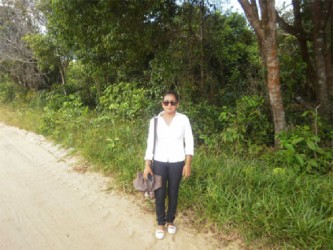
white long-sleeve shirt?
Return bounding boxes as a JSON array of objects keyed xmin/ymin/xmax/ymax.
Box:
[{"xmin": 144, "ymin": 112, "xmax": 194, "ymax": 163}]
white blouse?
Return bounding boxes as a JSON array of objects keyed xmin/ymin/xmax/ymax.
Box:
[{"xmin": 144, "ymin": 112, "xmax": 194, "ymax": 163}]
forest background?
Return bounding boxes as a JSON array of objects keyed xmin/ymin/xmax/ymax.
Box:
[{"xmin": 0, "ymin": 0, "xmax": 332, "ymax": 248}]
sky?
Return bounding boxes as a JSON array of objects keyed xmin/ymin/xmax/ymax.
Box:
[{"xmin": 222, "ymin": 0, "xmax": 292, "ymax": 13}]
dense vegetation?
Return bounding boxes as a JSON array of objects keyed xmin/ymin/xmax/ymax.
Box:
[{"xmin": 0, "ymin": 0, "xmax": 332, "ymax": 249}]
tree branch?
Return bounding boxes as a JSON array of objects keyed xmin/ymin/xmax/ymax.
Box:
[
  {"xmin": 238, "ymin": 0, "xmax": 264, "ymax": 40},
  {"xmin": 276, "ymin": 12, "xmax": 302, "ymax": 38}
]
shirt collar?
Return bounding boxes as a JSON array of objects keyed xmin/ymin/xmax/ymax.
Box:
[{"xmin": 158, "ymin": 111, "xmax": 179, "ymax": 117}]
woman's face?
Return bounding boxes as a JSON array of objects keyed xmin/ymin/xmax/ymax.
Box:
[{"xmin": 161, "ymin": 94, "xmax": 178, "ymax": 115}]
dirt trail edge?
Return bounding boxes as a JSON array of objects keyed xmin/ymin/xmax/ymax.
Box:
[{"xmin": 0, "ymin": 122, "xmax": 241, "ymax": 250}]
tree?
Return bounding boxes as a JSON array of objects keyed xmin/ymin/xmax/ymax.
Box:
[
  {"xmin": 276, "ymin": 0, "xmax": 333, "ymax": 120},
  {"xmin": 43, "ymin": 0, "xmax": 178, "ymax": 85},
  {"xmin": 149, "ymin": 2, "xmax": 260, "ymax": 106},
  {"xmin": 0, "ymin": 0, "xmax": 45, "ymax": 88},
  {"xmin": 24, "ymin": 33, "xmax": 70, "ymax": 86},
  {"xmin": 238, "ymin": 0, "xmax": 286, "ymax": 146}
]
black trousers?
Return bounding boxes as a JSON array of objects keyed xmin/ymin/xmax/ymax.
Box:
[{"xmin": 153, "ymin": 161, "xmax": 184, "ymax": 226}]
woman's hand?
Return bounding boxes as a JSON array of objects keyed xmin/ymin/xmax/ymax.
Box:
[
  {"xmin": 143, "ymin": 162, "xmax": 154, "ymax": 180},
  {"xmin": 183, "ymin": 155, "xmax": 192, "ymax": 179},
  {"xmin": 182, "ymin": 164, "xmax": 191, "ymax": 179}
]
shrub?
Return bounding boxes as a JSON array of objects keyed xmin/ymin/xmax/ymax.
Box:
[
  {"xmin": 272, "ymin": 125, "xmax": 333, "ymax": 174},
  {"xmin": 97, "ymin": 82, "xmax": 157, "ymax": 120},
  {"xmin": 41, "ymin": 93, "xmax": 88, "ymax": 145},
  {"xmin": 182, "ymin": 101, "xmax": 222, "ymax": 147},
  {"xmin": 263, "ymin": 109, "xmax": 333, "ymax": 174},
  {"xmin": 0, "ymin": 81, "xmax": 16, "ymax": 103},
  {"xmin": 218, "ymin": 95, "xmax": 272, "ymax": 154}
]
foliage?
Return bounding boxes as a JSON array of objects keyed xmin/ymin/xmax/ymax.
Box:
[
  {"xmin": 182, "ymin": 101, "xmax": 222, "ymax": 146},
  {"xmin": 43, "ymin": 0, "xmax": 177, "ymax": 83},
  {"xmin": 37, "ymin": 0, "xmax": 263, "ymax": 107},
  {"xmin": 278, "ymin": 35, "xmax": 308, "ymax": 103},
  {"xmin": 269, "ymin": 125, "xmax": 333, "ymax": 174},
  {"xmin": 97, "ymin": 82, "xmax": 158, "ymax": 121},
  {"xmin": 0, "ymin": 81, "xmax": 43, "ymax": 108},
  {"xmin": 218, "ymin": 95, "xmax": 273, "ymax": 154},
  {"xmin": 23, "ymin": 33, "xmax": 70, "ymax": 86},
  {"xmin": 276, "ymin": 0, "xmax": 333, "ymax": 117},
  {"xmin": 41, "ymin": 93, "xmax": 88, "ymax": 146},
  {"xmin": 148, "ymin": 9, "xmax": 261, "ymax": 105},
  {"xmin": 0, "ymin": 81, "xmax": 17, "ymax": 103},
  {"xmin": 65, "ymin": 61, "xmax": 100, "ymax": 107}
]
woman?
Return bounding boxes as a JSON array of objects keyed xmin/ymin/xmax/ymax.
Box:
[{"xmin": 143, "ymin": 91, "xmax": 194, "ymax": 240}]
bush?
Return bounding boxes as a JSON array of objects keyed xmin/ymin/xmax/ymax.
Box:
[
  {"xmin": 182, "ymin": 101, "xmax": 223, "ymax": 147},
  {"xmin": 41, "ymin": 93, "xmax": 88, "ymax": 145},
  {"xmin": 262, "ymin": 109, "xmax": 333, "ymax": 174},
  {"xmin": 218, "ymin": 95, "xmax": 273, "ymax": 154},
  {"xmin": 97, "ymin": 82, "xmax": 158, "ymax": 120},
  {"xmin": 0, "ymin": 82, "xmax": 16, "ymax": 103},
  {"xmin": 272, "ymin": 125, "xmax": 333, "ymax": 174}
]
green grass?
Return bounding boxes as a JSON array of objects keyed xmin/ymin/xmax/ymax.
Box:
[
  {"xmin": 179, "ymin": 152, "xmax": 333, "ymax": 248},
  {"xmin": 0, "ymin": 105, "xmax": 43, "ymax": 132},
  {"xmin": 0, "ymin": 102, "xmax": 332, "ymax": 249}
]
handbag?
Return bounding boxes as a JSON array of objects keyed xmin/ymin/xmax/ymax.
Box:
[
  {"xmin": 133, "ymin": 172, "xmax": 162, "ymax": 192},
  {"xmin": 133, "ymin": 117, "xmax": 160, "ymax": 196}
]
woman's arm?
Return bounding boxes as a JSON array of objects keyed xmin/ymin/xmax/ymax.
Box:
[
  {"xmin": 183, "ymin": 154, "xmax": 192, "ymax": 178},
  {"xmin": 143, "ymin": 118, "xmax": 155, "ymax": 179},
  {"xmin": 143, "ymin": 160, "xmax": 154, "ymax": 179},
  {"xmin": 183, "ymin": 116, "xmax": 194, "ymax": 179}
]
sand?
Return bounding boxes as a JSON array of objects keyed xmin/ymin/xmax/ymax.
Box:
[{"xmin": 0, "ymin": 122, "xmax": 241, "ymax": 250}]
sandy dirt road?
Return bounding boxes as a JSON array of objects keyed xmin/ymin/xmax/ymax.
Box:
[{"xmin": 0, "ymin": 122, "xmax": 241, "ymax": 250}]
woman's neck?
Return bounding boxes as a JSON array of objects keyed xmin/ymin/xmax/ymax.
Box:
[
  {"xmin": 162, "ymin": 112, "xmax": 175, "ymax": 126},
  {"xmin": 163, "ymin": 112, "xmax": 176, "ymax": 118}
]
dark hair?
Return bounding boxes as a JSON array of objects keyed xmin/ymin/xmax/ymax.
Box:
[{"xmin": 163, "ymin": 90, "xmax": 179, "ymax": 102}]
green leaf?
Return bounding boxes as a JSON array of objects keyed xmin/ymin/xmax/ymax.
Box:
[
  {"xmin": 306, "ymin": 140, "xmax": 317, "ymax": 151},
  {"xmin": 291, "ymin": 137, "xmax": 304, "ymax": 144},
  {"xmin": 295, "ymin": 154, "xmax": 304, "ymax": 166},
  {"xmin": 307, "ymin": 159, "xmax": 318, "ymax": 167},
  {"xmin": 284, "ymin": 143, "xmax": 295, "ymax": 151},
  {"xmin": 273, "ymin": 167, "xmax": 285, "ymax": 175},
  {"xmin": 315, "ymin": 147, "xmax": 325, "ymax": 154}
]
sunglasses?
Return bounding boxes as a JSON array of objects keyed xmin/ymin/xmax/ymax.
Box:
[{"xmin": 162, "ymin": 101, "xmax": 178, "ymax": 106}]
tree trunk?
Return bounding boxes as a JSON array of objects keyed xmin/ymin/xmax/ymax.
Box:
[
  {"xmin": 292, "ymin": 0, "xmax": 317, "ymax": 99},
  {"xmin": 277, "ymin": 0, "xmax": 332, "ymax": 120},
  {"xmin": 312, "ymin": 0, "xmax": 330, "ymax": 115},
  {"xmin": 59, "ymin": 64, "xmax": 66, "ymax": 86},
  {"xmin": 329, "ymin": 2, "xmax": 333, "ymax": 98},
  {"xmin": 265, "ymin": 41, "xmax": 286, "ymax": 135},
  {"xmin": 313, "ymin": 32, "xmax": 329, "ymax": 114},
  {"xmin": 276, "ymin": 0, "xmax": 317, "ymax": 100},
  {"xmin": 299, "ymin": 35, "xmax": 317, "ymax": 99},
  {"xmin": 199, "ymin": 0, "xmax": 207, "ymax": 101},
  {"xmin": 238, "ymin": 0, "xmax": 286, "ymax": 146}
]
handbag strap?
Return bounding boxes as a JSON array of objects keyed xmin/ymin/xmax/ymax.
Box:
[{"xmin": 153, "ymin": 117, "xmax": 158, "ymax": 161}]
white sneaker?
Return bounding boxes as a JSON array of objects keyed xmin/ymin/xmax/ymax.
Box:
[
  {"xmin": 167, "ymin": 225, "xmax": 177, "ymax": 234},
  {"xmin": 155, "ymin": 229, "xmax": 165, "ymax": 239}
]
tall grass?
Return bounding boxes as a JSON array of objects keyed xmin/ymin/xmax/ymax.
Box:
[
  {"xmin": 0, "ymin": 105, "xmax": 43, "ymax": 132},
  {"xmin": 180, "ymin": 151, "xmax": 332, "ymax": 248},
  {"xmin": 0, "ymin": 96, "xmax": 332, "ymax": 249},
  {"xmin": 40, "ymin": 107, "xmax": 148, "ymax": 190}
]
